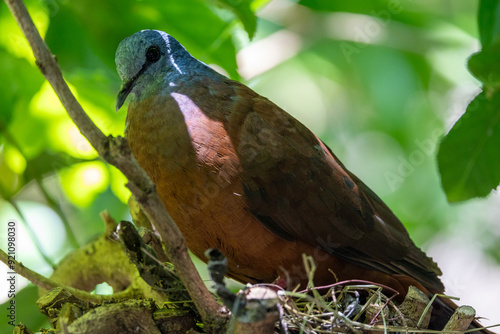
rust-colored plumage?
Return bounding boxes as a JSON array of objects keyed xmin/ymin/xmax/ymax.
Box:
[
  {"xmin": 115, "ymin": 30, "xmax": 489, "ymax": 332},
  {"xmin": 124, "ymin": 76, "xmax": 441, "ymax": 295}
]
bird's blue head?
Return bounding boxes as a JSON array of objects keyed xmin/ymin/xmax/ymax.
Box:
[{"xmin": 115, "ymin": 30, "xmax": 215, "ymax": 111}]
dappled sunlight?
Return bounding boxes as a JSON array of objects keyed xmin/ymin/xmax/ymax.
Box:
[
  {"xmin": 108, "ymin": 165, "xmax": 131, "ymax": 204},
  {"xmin": 0, "ymin": 1, "xmax": 48, "ymax": 63},
  {"xmin": 29, "ymin": 82, "xmax": 98, "ymax": 158},
  {"xmin": 66, "ymin": 126, "xmax": 95, "ymax": 158},
  {"xmin": 52, "ymin": 120, "xmax": 97, "ymax": 159},
  {"xmin": 59, "ymin": 161, "xmax": 108, "ymax": 207},
  {"xmin": 2, "ymin": 145, "xmax": 26, "ymax": 175},
  {"xmin": 29, "ymin": 81, "xmax": 67, "ymax": 118},
  {"xmin": 0, "ymin": 155, "xmax": 19, "ymax": 194}
]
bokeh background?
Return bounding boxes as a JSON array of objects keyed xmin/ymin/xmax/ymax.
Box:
[{"xmin": 0, "ymin": 0, "xmax": 499, "ymax": 332}]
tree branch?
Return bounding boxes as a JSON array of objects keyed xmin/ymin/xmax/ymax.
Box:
[
  {"xmin": 4, "ymin": 0, "xmax": 223, "ymax": 328},
  {"xmin": 0, "ymin": 249, "xmax": 132, "ymax": 304}
]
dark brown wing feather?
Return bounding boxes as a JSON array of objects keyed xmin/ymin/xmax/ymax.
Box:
[{"xmin": 234, "ymin": 88, "xmax": 444, "ymax": 292}]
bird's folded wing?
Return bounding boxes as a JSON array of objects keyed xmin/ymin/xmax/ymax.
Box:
[{"xmin": 233, "ymin": 87, "xmax": 443, "ymax": 292}]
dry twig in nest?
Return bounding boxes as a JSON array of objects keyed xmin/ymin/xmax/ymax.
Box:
[{"xmin": 274, "ymin": 255, "xmax": 493, "ymax": 334}]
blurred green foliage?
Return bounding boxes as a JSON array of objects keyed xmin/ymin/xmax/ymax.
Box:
[{"xmin": 1, "ymin": 0, "xmax": 499, "ymax": 331}]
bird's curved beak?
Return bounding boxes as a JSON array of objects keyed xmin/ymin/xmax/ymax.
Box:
[{"xmin": 115, "ymin": 80, "xmax": 135, "ymax": 112}]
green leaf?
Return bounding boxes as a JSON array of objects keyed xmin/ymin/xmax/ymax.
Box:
[
  {"xmin": 210, "ymin": 0, "xmax": 258, "ymax": 39},
  {"xmin": 298, "ymin": 0, "xmax": 395, "ymax": 14},
  {"xmin": 478, "ymin": 0, "xmax": 500, "ymax": 49},
  {"xmin": 467, "ymin": 44, "xmax": 500, "ymax": 89},
  {"xmin": 25, "ymin": 150, "xmax": 89, "ymax": 181},
  {"xmin": 437, "ymin": 91, "xmax": 500, "ymax": 202}
]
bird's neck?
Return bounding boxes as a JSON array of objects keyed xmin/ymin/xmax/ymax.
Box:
[{"xmin": 170, "ymin": 56, "xmax": 224, "ymax": 81}]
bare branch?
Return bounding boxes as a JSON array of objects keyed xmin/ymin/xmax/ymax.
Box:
[
  {"xmin": 3, "ymin": 0, "xmax": 107, "ymax": 151},
  {"xmin": 0, "ymin": 249, "xmax": 131, "ymax": 304}
]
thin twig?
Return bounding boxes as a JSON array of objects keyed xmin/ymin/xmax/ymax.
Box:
[
  {"xmin": 0, "ymin": 249, "xmax": 132, "ymax": 303},
  {"xmin": 8, "ymin": 200, "xmax": 55, "ymax": 266}
]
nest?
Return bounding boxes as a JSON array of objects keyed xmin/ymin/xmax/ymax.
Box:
[
  {"xmin": 272, "ymin": 255, "xmax": 486, "ymax": 334},
  {"xmin": 279, "ymin": 282, "xmax": 427, "ymax": 333}
]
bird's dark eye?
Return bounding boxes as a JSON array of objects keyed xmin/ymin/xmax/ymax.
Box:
[{"xmin": 145, "ymin": 46, "xmax": 161, "ymax": 62}]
